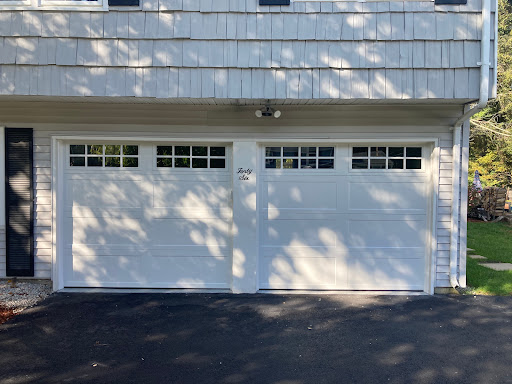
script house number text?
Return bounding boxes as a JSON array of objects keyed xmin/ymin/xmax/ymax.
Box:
[{"xmin": 238, "ymin": 168, "xmax": 252, "ymax": 181}]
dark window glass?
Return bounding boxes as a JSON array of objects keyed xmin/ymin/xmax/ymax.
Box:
[
  {"xmin": 388, "ymin": 147, "xmax": 404, "ymax": 157},
  {"xmin": 406, "ymin": 147, "xmax": 422, "ymax": 157},
  {"xmin": 87, "ymin": 157, "xmax": 102, "ymax": 167},
  {"xmin": 301, "ymin": 147, "xmax": 317, "ymax": 157},
  {"xmin": 70, "ymin": 157, "xmax": 85, "ymax": 166},
  {"xmin": 319, "ymin": 147, "xmax": 334, "ymax": 157},
  {"xmin": 157, "ymin": 146, "xmax": 173, "ymax": 156},
  {"xmin": 105, "ymin": 157, "xmax": 121, "ymax": 167},
  {"xmin": 388, "ymin": 159, "xmax": 404, "ymax": 169},
  {"xmin": 265, "ymin": 147, "xmax": 281, "ymax": 157},
  {"xmin": 210, "ymin": 159, "xmax": 226, "ymax": 168},
  {"xmin": 87, "ymin": 145, "xmax": 103, "ymax": 155},
  {"xmin": 370, "ymin": 147, "xmax": 386, "ymax": 157},
  {"xmin": 265, "ymin": 159, "xmax": 280, "ymax": 168},
  {"xmin": 70, "ymin": 145, "xmax": 85, "ymax": 155},
  {"xmin": 352, "ymin": 147, "xmax": 368, "ymax": 157},
  {"xmin": 406, "ymin": 159, "xmax": 422, "ymax": 169},
  {"xmin": 123, "ymin": 158, "xmax": 138, "ymax": 167},
  {"xmin": 318, "ymin": 159, "xmax": 334, "ymax": 169},
  {"xmin": 192, "ymin": 146, "xmax": 208, "ymax": 156},
  {"xmin": 283, "ymin": 147, "xmax": 299, "ymax": 157},
  {"xmin": 123, "ymin": 145, "xmax": 138, "ymax": 156},
  {"xmin": 192, "ymin": 158, "xmax": 208, "ymax": 168},
  {"xmin": 175, "ymin": 158, "xmax": 190, "ymax": 168},
  {"xmin": 370, "ymin": 159, "xmax": 386, "ymax": 169},
  {"xmin": 352, "ymin": 159, "xmax": 368, "ymax": 169},
  {"xmin": 105, "ymin": 145, "xmax": 121, "ymax": 155},
  {"xmin": 210, "ymin": 147, "xmax": 226, "ymax": 157},
  {"xmin": 157, "ymin": 158, "xmax": 173, "ymax": 167},
  {"xmin": 283, "ymin": 159, "xmax": 299, "ymax": 169},
  {"xmin": 301, "ymin": 159, "xmax": 316, "ymax": 169},
  {"xmin": 175, "ymin": 146, "xmax": 190, "ymax": 156}
]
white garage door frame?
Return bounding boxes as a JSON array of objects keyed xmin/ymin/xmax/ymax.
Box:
[
  {"xmin": 50, "ymin": 135, "xmax": 440, "ymax": 294},
  {"xmin": 255, "ymin": 138, "xmax": 440, "ymax": 295},
  {"xmin": 50, "ymin": 135, "xmax": 236, "ymax": 291}
]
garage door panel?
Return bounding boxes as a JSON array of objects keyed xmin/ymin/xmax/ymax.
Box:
[
  {"xmin": 72, "ymin": 217, "xmax": 147, "ymax": 244},
  {"xmin": 70, "ymin": 207, "xmax": 143, "ymax": 219},
  {"xmin": 266, "ymin": 182, "xmax": 337, "ymax": 210},
  {"xmin": 348, "ymin": 219, "xmax": 426, "ymax": 248},
  {"xmin": 67, "ymin": 255, "xmax": 145, "ymax": 285},
  {"xmin": 348, "ymin": 181, "xmax": 427, "ymax": 211},
  {"xmin": 348, "ymin": 248, "xmax": 424, "ymax": 259},
  {"xmin": 145, "ymin": 207, "xmax": 232, "ymax": 220},
  {"xmin": 147, "ymin": 219, "xmax": 230, "ymax": 247},
  {"xmin": 347, "ymin": 258, "xmax": 425, "ymax": 290},
  {"xmin": 69, "ymin": 180, "xmax": 145, "ymax": 208},
  {"xmin": 147, "ymin": 257, "xmax": 230, "ymax": 288},
  {"xmin": 152, "ymin": 180, "xmax": 231, "ymax": 209},
  {"xmin": 260, "ymin": 256, "xmax": 337, "ymax": 289},
  {"xmin": 263, "ymin": 219, "xmax": 338, "ymax": 247}
]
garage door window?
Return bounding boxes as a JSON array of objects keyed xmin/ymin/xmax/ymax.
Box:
[
  {"xmin": 156, "ymin": 146, "xmax": 226, "ymax": 169},
  {"xmin": 69, "ymin": 145, "xmax": 139, "ymax": 168},
  {"xmin": 351, "ymin": 146, "xmax": 422, "ymax": 170},
  {"xmin": 265, "ymin": 146, "xmax": 335, "ymax": 169}
]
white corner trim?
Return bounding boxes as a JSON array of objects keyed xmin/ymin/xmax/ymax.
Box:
[
  {"xmin": 51, "ymin": 137, "xmax": 65, "ymax": 291},
  {"xmin": 0, "ymin": 126, "xmax": 5, "ymax": 228}
]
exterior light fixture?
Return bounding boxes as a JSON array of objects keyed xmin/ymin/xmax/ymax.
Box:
[{"xmin": 255, "ymin": 105, "xmax": 282, "ymax": 119}]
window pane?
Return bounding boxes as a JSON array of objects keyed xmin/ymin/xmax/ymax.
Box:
[
  {"xmin": 406, "ymin": 159, "xmax": 422, "ymax": 169},
  {"xmin": 105, "ymin": 157, "xmax": 121, "ymax": 167},
  {"xmin": 388, "ymin": 147, "xmax": 404, "ymax": 157},
  {"xmin": 265, "ymin": 147, "xmax": 281, "ymax": 157},
  {"xmin": 319, "ymin": 147, "xmax": 334, "ymax": 157},
  {"xmin": 123, "ymin": 157, "xmax": 138, "ymax": 167},
  {"xmin": 301, "ymin": 159, "xmax": 316, "ymax": 169},
  {"xmin": 157, "ymin": 146, "xmax": 173, "ymax": 156},
  {"xmin": 123, "ymin": 145, "xmax": 138, "ymax": 156},
  {"xmin": 352, "ymin": 159, "xmax": 368, "ymax": 169},
  {"xmin": 283, "ymin": 147, "xmax": 299, "ymax": 157},
  {"xmin": 352, "ymin": 147, "xmax": 368, "ymax": 157},
  {"xmin": 283, "ymin": 159, "xmax": 298, "ymax": 169},
  {"xmin": 210, "ymin": 147, "xmax": 226, "ymax": 157},
  {"xmin": 87, "ymin": 145, "xmax": 103, "ymax": 155},
  {"xmin": 301, "ymin": 147, "xmax": 317, "ymax": 157},
  {"xmin": 210, "ymin": 159, "xmax": 226, "ymax": 168},
  {"xmin": 87, "ymin": 157, "xmax": 102, "ymax": 167},
  {"xmin": 157, "ymin": 158, "xmax": 173, "ymax": 167},
  {"xmin": 70, "ymin": 157, "xmax": 85, "ymax": 166},
  {"xmin": 265, "ymin": 159, "xmax": 281, "ymax": 169},
  {"xmin": 388, "ymin": 159, "xmax": 404, "ymax": 169},
  {"xmin": 175, "ymin": 146, "xmax": 190, "ymax": 156},
  {"xmin": 318, "ymin": 159, "xmax": 334, "ymax": 169},
  {"xmin": 370, "ymin": 147, "xmax": 386, "ymax": 157},
  {"xmin": 105, "ymin": 145, "xmax": 121, "ymax": 155},
  {"xmin": 192, "ymin": 158, "xmax": 208, "ymax": 168},
  {"xmin": 175, "ymin": 158, "xmax": 190, "ymax": 168},
  {"xmin": 406, "ymin": 147, "xmax": 422, "ymax": 157},
  {"xmin": 370, "ymin": 159, "xmax": 386, "ymax": 169},
  {"xmin": 70, "ymin": 145, "xmax": 85, "ymax": 155},
  {"xmin": 192, "ymin": 146, "xmax": 207, "ymax": 156}
]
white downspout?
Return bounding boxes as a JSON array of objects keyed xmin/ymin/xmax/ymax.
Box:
[{"xmin": 449, "ymin": 0, "xmax": 492, "ymax": 288}]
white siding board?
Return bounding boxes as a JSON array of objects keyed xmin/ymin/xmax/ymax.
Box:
[
  {"xmin": 117, "ymin": 13, "xmax": 129, "ymax": 39},
  {"xmin": 377, "ymin": 13, "xmax": 392, "ymax": 40}
]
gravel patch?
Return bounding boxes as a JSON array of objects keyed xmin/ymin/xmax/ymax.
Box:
[{"xmin": 0, "ymin": 280, "xmax": 52, "ymax": 314}]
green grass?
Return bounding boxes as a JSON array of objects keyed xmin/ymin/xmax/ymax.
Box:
[
  {"xmin": 465, "ymin": 221, "xmax": 512, "ymax": 295},
  {"xmin": 467, "ymin": 221, "xmax": 512, "ymax": 263}
]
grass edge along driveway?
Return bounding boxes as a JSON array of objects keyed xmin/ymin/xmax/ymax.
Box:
[{"xmin": 466, "ymin": 221, "xmax": 512, "ymax": 295}]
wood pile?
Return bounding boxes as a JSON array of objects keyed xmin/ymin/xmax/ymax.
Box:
[{"xmin": 480, "ymin": 187, "xmax": 508, "ymax": 220}]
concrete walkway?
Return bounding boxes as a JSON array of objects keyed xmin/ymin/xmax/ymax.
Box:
[{"xmin": 1, "ymin": 293, "xmax": 512, "ymax": 384}]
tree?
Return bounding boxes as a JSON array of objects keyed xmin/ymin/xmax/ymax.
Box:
[{"xmin": 469, "ymin": 0, "xmax": 512, "ymax": 187}]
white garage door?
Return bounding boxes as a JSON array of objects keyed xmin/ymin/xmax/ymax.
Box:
[
  {"xmin": 63, "ymin": 142, "xmax": 232, "ymax": 288},
  {"xmin": 259, "ymin": 144, "xmax": 431, "ymax": 291}
]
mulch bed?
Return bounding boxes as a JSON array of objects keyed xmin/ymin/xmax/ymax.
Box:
[{"xmin": 0, "ymin": 305, "xmax": 15, "ymax": 325}]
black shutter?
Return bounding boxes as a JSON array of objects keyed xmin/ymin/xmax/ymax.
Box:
[
  {"xmin": 5, "ymin": 128, "xmax": 34, "ymax": 277},
  {"xmin": 108, "ymin": 0, "xmax": 139, "ymax": 6}
]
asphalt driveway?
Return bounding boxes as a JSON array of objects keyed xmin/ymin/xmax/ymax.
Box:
[{"xmin": 0, "ymin": 293, "xmax": 511, "ymax": 384}]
